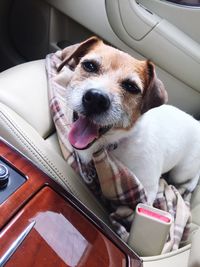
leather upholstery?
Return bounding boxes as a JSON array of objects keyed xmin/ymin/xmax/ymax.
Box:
[
  {"xmin": 188, "ymin": 227, "xmax": 200, "ymax": 267},
  {"xmin": 0, "ymin": 60, "xmax": 199, "ymax": 266},
  {"xmin": 0, "ymin": 60, "xmax": 52, "ymax": 138}
]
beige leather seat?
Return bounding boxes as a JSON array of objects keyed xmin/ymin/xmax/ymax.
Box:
[{"xmin": 0, "ymin": 60, "xmax": 199, "ymax": 266}]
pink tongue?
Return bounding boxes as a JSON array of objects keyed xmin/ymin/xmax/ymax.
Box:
[{"xmin": 68, "ymin": 116, "xmax": 99, "ymax": 149}]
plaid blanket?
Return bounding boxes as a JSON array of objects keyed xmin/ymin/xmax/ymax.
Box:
[{"xmin": 46, "ymin": 51, "xmax": 193, "ymax": 254}]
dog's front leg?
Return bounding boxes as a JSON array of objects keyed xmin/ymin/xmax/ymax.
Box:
[{"xmin": 146, "ymin": 184, "xmax": 159, "ymax": 205}]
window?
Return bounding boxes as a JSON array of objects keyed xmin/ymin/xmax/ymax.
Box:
[{"xmin": 164, "ymin": 0, "xmax": 200, "ymax": 6}]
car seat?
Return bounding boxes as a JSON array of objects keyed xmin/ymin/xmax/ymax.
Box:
[{"xmin": 0, "ymin": 60, "xmax": 199, "ymax": 266}]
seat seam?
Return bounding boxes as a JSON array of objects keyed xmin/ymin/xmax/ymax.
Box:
[{"xmin": 0, "ymin": 110, "xmax": 78, "ymax": 195}]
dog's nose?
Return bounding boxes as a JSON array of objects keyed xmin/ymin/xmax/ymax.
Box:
[{"xmin": 82, "ymin": 89, "xmax": 110, "ymax": 115}]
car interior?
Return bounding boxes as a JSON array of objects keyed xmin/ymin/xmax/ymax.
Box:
[{"xmin": 0, "ymin": 0, "xmax": 200, "ymax": 266}]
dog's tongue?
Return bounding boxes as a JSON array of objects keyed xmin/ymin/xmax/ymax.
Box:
[{"xmin": 68, "ymin": 116, "xmax": 99, "ymax": 149}]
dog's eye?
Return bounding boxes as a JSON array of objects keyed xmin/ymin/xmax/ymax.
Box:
[
  {"xmin": 82, "ymin": 60, "xmax": 99, "ymax": 73},
  {"xmin": 121, "ymin": 80, "xmax": 141, "ymax": 94}
]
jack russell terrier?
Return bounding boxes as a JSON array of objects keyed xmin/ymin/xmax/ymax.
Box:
[{"xmin": 57, "ymin": 37, "xmax": 200, "ymax": 204}]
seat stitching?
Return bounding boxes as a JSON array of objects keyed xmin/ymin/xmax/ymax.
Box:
[{"xmin": 0, "ymin": 110, "xmax": 77, "ymax": 194}]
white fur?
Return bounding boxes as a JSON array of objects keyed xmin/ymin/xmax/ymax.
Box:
[
  {"xmin": 111, "ymin": 105, "xmax": 200, "ymax": 203},
  {"xmin": 67, "ymin": 76, "xmax": 130, "ymax": 127},
  {"xmin": 77, "ymin": 105, "xmax": 200, "ymax": 204}
]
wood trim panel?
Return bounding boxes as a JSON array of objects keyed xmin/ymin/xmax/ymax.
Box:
[
  {"xmin": 0, "ymin": 139, "xmax": 48, "ymax": 229},
  {"xmin": 1, "ymin": 187, "xmax": 126, "ymax": 267},
  {"xmin": 0, "ymin": 138, "xmax": 142, "ymax": 266}
]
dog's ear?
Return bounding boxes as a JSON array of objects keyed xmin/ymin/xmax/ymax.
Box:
[
  {"xmin": 141, "ymin": 61, "xmax": 168, "ymax": 114},
  {"xmin": 57, "ymin": 36, "xmax": 101, "ymax": 72}
]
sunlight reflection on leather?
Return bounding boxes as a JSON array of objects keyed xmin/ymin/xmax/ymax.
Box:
[{"xmin": 32, "ymin": 211, "xmax": 89, "ymax": 266}]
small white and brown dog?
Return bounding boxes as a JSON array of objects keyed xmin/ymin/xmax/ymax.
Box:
[{"xmin": 58, "ymin": 37, "xmax": 200, "ymax": 204}]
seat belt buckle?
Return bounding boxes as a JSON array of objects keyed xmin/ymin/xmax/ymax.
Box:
[{"xmin": 128, "ymin": 203, "xmax": 172, "ymax": 256}]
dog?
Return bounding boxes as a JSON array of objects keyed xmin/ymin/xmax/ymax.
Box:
[{"xmin": 57, "ymin": 36, "xmax": 200, "ymax": 204}]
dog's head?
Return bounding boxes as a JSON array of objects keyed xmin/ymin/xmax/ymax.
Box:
[{"xmin": 58, "ymin": 37, "xmax": 168, "ymax": 152}]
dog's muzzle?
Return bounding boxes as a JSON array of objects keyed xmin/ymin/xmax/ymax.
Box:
[
  {"xmin": 67, "ymin": 89, "xmax": 112, "ymax": 150},
  {"xmin": 82, "ymin": 89, "xmax": 110, "ymax": 115}
]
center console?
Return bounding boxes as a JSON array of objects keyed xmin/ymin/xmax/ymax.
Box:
[{"xmin": 0, "ymin": 139, "xmax": 142, "ymax": 267}]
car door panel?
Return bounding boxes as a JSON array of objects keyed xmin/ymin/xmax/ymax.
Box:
[
  {"xmin": 106, "ymin": 0, "xmax": 200, "ymax": 93},
  {"xmin": 140, "ymin": 0, "xmax": 200, "ymax": 43}
]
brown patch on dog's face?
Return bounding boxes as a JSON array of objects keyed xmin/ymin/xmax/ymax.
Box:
[{"xmin": 58, "ymin": 37, "xmax": 168, "ymax": 148}]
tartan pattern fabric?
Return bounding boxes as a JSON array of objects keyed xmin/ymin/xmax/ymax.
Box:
[{"xmin": 45, "ymin": 52, "xmax": 193, "ymax": 254}]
